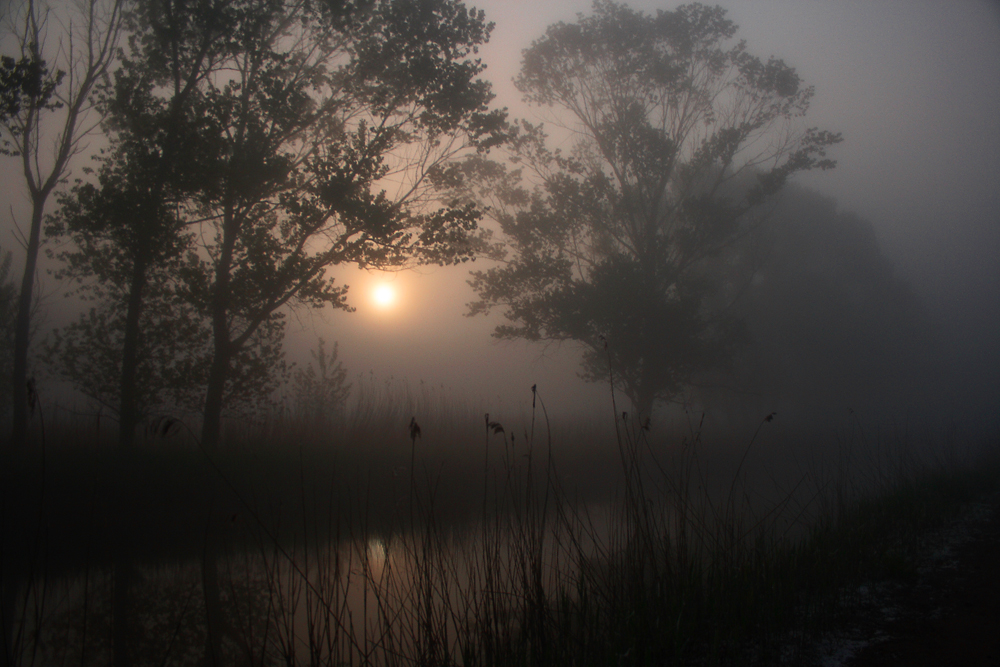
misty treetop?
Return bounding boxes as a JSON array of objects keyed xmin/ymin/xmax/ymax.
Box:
[{"xmin": 435, "ymin": 1, "xmax": 841, "ymax": 417}]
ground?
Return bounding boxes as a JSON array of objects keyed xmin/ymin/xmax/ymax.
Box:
[{"xmin": 820, "ymin": 492, "xmax": 1000, "ymax": 666}]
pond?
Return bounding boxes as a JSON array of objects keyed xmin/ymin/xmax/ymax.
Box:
[{"xmin": 2, "ymin": 442, "xmax": 632, "ymax": 666}]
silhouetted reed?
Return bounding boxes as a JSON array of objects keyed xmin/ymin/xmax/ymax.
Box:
[{"xmin": 2, "ymin": 382, "xmax": 996, "ymax": 666}]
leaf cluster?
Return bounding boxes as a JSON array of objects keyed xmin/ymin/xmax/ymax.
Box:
[
  {"xmin": 0, "ymin": 54, "xmax": 65, "ymax": 154},
  {"xmin": 158, "ymin": 0, "xmax": 511, "ymax": 329}
]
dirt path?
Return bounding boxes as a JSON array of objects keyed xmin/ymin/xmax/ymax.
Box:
[{"xmin": 825, "ymin": 493, "xmax": 1000, "ymax": 666}]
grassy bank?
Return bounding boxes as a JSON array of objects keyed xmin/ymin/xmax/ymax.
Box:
[{"xmin": 2, "ymin": 398, "xmax": 996, "ymax": 666}]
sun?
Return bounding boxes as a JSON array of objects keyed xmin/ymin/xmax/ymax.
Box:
[{"xmin": 372, "ymin": 284, "xmax": 396, "ymax": 309}]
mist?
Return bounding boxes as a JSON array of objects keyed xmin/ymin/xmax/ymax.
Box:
[
  {"xmin": 2, "ymin": 0, "xmax": 999, "ymax": 663},
  {"xmin": 303, "ymin": 0, "xmax": 998, "ymax": 436},
  {"xmin": 1, "ymin": 0, "xmax": 996, "ymax": 432},
  {"xmin": 301, "ymin": 0, "xmax": 1000, "ymax": 432}
]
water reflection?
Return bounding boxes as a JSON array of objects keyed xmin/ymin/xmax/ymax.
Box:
[
  {"xmin": 9, "ymin": 494, "xmax": 609, "ymax": 666},
  {"xmin": 3, "ymin": 424, "xmax": 833, "ymax": 666}
]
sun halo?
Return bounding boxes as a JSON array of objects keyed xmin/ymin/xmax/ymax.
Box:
[{"xmin": 372, "ymin": 284, "xmax": 397, "ymax": 309}]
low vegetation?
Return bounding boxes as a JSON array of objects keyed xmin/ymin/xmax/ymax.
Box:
[{"xmin": 2, "ymin": 385, "xmax": 995, "ymax": 666}]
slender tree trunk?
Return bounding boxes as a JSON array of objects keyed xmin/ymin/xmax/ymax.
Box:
[
  {"xmin": 6, "ymin": 0, "xmax": 125, "ymax": 447},
  {"xmin": 198, "ymin": 217, "xmax": 238, "ymax": 663},
  {"xmin": 117, "ymin": 251, "xmax": 149, "ymax": 450},
  {"xmin": 200, "ymin": 345, "xmax": 230, "ymax": 451},
  {"xmin": 199, "ymin": 341, "xmax": 231, "ymax": 665},
  {"xmin": 200, "ymin": 215, "xmax": 236, "ymax": 451},
  {"xmin": 634, "ymin": 350, "xmax": 660, "ymax": 424},
  {"xmin": 634, "ymin": 381, "xmax": 654, "ymax": 425},
  {"xmin": 637, "ymin": 395, "xmax": 654, "ymax": 422},
  {"xmin": 10, "ymin": 197, "xmax": 46, "ymax": 447},
  {"xmin": 199, "ymin": 336, "xmax": 230, "ymax": 665}
]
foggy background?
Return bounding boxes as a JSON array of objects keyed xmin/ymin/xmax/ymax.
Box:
[{"xmin": 3, "ymin": 0, "xmax": 998, "ymax": 429}]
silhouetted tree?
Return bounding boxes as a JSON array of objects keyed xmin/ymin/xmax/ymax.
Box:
[
  {"xmin": 438, "ymin": 1, "xmax": 839, "ymax": 418},
  {"xmin": 127, "ymin": 2, "xmax": 506, "ymax": 662},
  {"xmin": 702, "ymin": 186, "xmax": 941, "ymax": 418},
  {"xmin": 1, "ymin": 0, "xmax": 126, "ymax": 446},
  {"xmin": 40, "ymin": 282, "xmax": 287, "ymax": 424},
  {"xmin": 152, "ymin": 0, "xmax": 509, "ymax": 451},
  {"xmin": 45, "ymin": 139, "xmax": 198, "ymax": 446},
  {"xmin": 44, "ymin": 0, "xmax": 277, "ymax": 447}
]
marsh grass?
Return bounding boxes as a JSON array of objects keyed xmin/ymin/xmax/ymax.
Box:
[{"xmin": 2, "ymin": 388, "xmax": 996, "ymax": 666}]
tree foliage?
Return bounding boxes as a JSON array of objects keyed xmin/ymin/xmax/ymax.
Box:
[
  {"xmin": 1, "ymin": 0, "xmax": 126, "ymax": 445},
  {"xmin": 711, "ymin": 186, "xmax": 940, "ymax": 417},
  {"xmin": 438, "ymin": 1, "xmax": 840, "ymax": 416},
  {"xmin": 43, "ymin": 0, "xmax": 281, "ymax": 445},
  {"xmin": 0, "ymin": 54, "xmax": 63, "ymax": 152},
  {"xmin": 172, "ymin": 0, "xmax": 508, "ymax": 448},
  {"xmin": 41, "ymin": 0, "xmax": 508, "ymax": 448}
]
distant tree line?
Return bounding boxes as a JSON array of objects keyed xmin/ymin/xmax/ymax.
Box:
[{"xmin": 695, "ymin": 185, "xmax": 941, "ymax": 421}]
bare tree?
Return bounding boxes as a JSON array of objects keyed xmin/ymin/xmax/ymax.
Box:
[{"xmin": 1, "ymin": 0, "xmax": 126, "ymax": 446}]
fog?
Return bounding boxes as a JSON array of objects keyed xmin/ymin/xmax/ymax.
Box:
[
  {"xmin": 312, "ymin": 0, "xmax": 1000, "ymax": 430},
  {"xmin": 2, "ymin": 0, "xmax": 998, "ymax": 428},
  {"xmin": 2, "ymin": 2, "xmax": 999, "ymax": 663}
]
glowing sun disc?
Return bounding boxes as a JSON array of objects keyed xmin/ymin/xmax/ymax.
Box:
[{"xmin": 373, "ymin": 284, "xmax": 396, "ymax": 308}]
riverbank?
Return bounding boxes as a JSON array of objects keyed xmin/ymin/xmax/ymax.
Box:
[{"xmin": 818, "ymin": 486, "xmax": 1000, "ymax": 666}]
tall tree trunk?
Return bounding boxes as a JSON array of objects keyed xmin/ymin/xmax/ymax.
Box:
[
  {"xmin": 199, "ymin": 312, "xmax": 231, "ymax": 665},
  {"xmin": 198, "ymin": 216, "xmax": 239, "ymax": 663},
  {"xmin": 117, "ymin": 251, "xmax": 149, "ymax": 450},
  {"xmin": 634, "ymin": 352, "xmax": 659, "ymax": 425},
  {"xmin": 637, "ymin": 395, "xmax": 654, "ymax": 423},
  {"xmin": 200, "ymin": 345, "xmax": 230, "ymax": 451},
  {"xmin": 10, "ymin": 198, "xmax": 45, "ymax": 447},
  {"xmin": 200, "ymin": 216, "xmax": 236, "ymax": 451},
  {"xmin": 196, "ymin": 212, "xmax": 235, "ymax": 663},
  {"xmin": 6, "ymin": 0, "xmax": 125, "ymax": 447}
]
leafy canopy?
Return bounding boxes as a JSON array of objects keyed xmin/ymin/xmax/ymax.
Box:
[{"xmin": 438, "ymin": 1, "xmax": 841, "ymax": 414}]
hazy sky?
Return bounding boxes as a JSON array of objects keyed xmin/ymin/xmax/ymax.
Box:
[
  {"xmin": 328, "ymin": 0, "xmax": 1000, "ymax": 417},
  {"xmin": 3, "ymin": 0, "xmax": 999, "ymax": 420}
]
